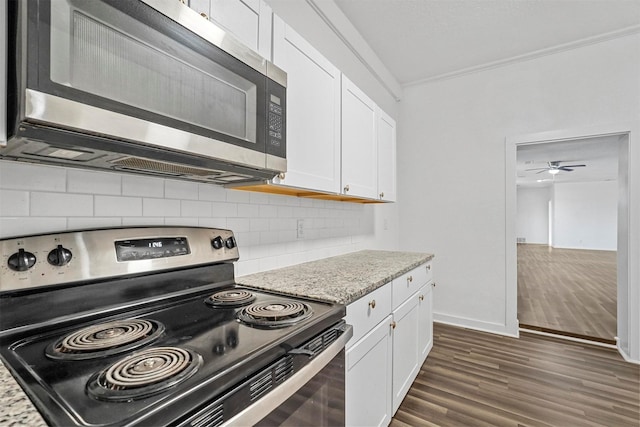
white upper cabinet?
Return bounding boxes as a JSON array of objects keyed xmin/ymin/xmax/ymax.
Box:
[
  {"xmin": 376, "ymin": 108, "xmax": 397, "ymax": 202},
  {"xmin": 341, "ymin": 76, "xmax": 378, "ymax": 200},
  {"xmin": 272, "ymin": 16, "xmax": 341, "ymax": 194},
  {"xmin": 188, "ymin": 0, "xmax": 272, "ymax": 59}
]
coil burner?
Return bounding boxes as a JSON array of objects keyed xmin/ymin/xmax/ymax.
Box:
[
  {"xmin": 46, "ymin": 319, "xmax": 164, "ymax": 360},
  {"xmin": 206, "ymin": 289, "xmax": 256, "ymax": 308},
  {"xmin": 237, "ymin": 301, "xmax": 313, "ymax": 328},
  {"xmin": 88, "ymin": 347, "xmax": 202, "ymax": 402}
]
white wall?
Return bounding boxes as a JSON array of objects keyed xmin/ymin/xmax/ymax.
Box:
[
  {"xmin": 398, "ymin": 32, "xmax": 640, "ymax": 343},
  {"xmin": 0, "ymin": 160, "xmax": 393, "ymax": 277},
  {"xmin": 516, "ymin": 186, "xmax": 550, "ymax": 244},
  {"xmin": 553, "ymin": 181, "xmax": 617, "ymax": 250}
]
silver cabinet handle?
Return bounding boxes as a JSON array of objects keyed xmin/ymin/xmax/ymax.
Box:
[
  {"xmin": 344, "ymin": 184, "xmax": 350, "ymax": 193},
  {"xmin": 368, "ymin": 299, "xmax": 376, "ymax": 309},
  {"xmin": 407, "ymin": 275, "xmax": 413, "ymax": 283},
  {"xmin": 379, "ymin": 192, "xmax": 384, "ymax": 199},
  {"xmin": 278, "ymin": 172, "xmax": 286, "ymax": 180},
  {"xmin": 426, "ymin": 264, "xmax": 431, "ymax": 271}
]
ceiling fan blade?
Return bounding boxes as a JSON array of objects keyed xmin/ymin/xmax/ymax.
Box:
[
  {"xmin": 536, "ymin": 170, "xmax": 548, "ymax": 174},
  {"xmin": 560, "ymin": 168, "xmax": 574, "ymax": 171},
  {"xmin": 560, "ymin": 164, "xmax": 586, "ymax": 168},
  {"xmin": 525, "ymin": 168, "xmax": 548, "ymax": 171}
]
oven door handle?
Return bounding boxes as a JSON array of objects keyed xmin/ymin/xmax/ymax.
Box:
[{"xmin": 222, "ymin": 322, "xmax": 353, "ymax": 426}]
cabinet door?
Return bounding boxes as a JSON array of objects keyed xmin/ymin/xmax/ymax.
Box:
[
  {"xmin": 189, "ymin": 0, "xmax": 272, "ymax": 59},
  {"xmin": 376, "ymin": 108, "xmax": 396, "ymax": 202},
  {"xmin": 346, "ymin": 316, "xmax": 393, "ymax": 427},
  {"xmin": 392, "ymin": 294, "xmax": 420, "ymax": 414},
  {"xmin": 341, "ymin": 75, "xmax": 377, "ymax": 199},
  {"xmin": 418, "ymin": 283, "xmax": 434, "ymax": 363},
  {"xmin": 272, "ymin": 17, "xmax": 341, "ymax": 193}
]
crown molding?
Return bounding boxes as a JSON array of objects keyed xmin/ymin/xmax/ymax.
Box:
[
  {"xmin": 306, "ymin": 0, "xmax": 403, "ymax": 102},
  {"xmin": 405, "ymin": 24, "xmax": 640, "ymax": 88}
]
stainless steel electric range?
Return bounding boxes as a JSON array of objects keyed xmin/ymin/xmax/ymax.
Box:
[{"xmin": 0, "ymin": 227, "xmax": 351, "ymax": 426}]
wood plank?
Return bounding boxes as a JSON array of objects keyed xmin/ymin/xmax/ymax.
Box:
[
  {"xmin": 517, "ymin": 244, "xmax": 616, "ymax": 342},
  {"xmin": 391, "ymin": 323, "xmax": 639, "ymax": 427}
]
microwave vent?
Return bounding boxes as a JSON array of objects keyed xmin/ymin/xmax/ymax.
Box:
[{"xmin": 112, "ymin": 157, "xmax": 221, "ymax": 177}]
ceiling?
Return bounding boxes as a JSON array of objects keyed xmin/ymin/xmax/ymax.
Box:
[
  {"xmin": 516, "ymin": 135, "xmax": 620, "ymax": 188},
  {"xmin": 332, "ymin": 0, "xmax": 640, "ymax": 85}
]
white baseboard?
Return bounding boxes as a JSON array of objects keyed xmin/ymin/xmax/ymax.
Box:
[
  {"xmin": 616, "ymin": 337, "xmax": 640, "ymax": 365},
  {"xmin": 434, "ymin": 313, "xmax": 518, "ymax": 338}
]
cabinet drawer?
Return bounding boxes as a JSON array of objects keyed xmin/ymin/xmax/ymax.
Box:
[
  {"xmin": 346, "ymin": 283, "xmax": 392, "ymax": 348},
  {"xmin": 392, "ymin": 262, "xmax": 432, "ymax": 310}
]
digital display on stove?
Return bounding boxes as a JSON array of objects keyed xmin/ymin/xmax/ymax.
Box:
[{"xmin": 114, "ymin": 237, "xmax": 190, "ymax": 261}]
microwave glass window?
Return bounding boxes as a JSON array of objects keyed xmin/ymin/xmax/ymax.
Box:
[{"xmin": 49, "ymin": 0, "xmax": 257, "ymax": 143}]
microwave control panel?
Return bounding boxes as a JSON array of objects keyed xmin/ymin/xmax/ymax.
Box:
[{"xmin": 268, "ymin": 94, "xmax": 283, "ymax": 147}]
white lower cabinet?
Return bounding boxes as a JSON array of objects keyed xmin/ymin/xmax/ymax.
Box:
[
  {"xmin": 345, "ymin": 262, "xmax": 434, "ymax": 425},
  {"xmin": 391, "ymin": 294, "xmax": 420, "ymax": 414},
  {"xmin": 346, "ymin": 315, "xmax": 393, "ymax": 427},
  {"xmin": 418, "ymin": 283, "xmax": 434, "ymax": 361}
]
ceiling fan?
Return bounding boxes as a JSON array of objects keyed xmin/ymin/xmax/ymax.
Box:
[{"xmin": 526, "ymin": 160, "xmax": 586, "ymax": 175}]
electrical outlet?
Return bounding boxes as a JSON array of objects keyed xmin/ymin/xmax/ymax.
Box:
[{"xmin": 296, "ymin": 219, "xmax": 304, "ymax": 239}]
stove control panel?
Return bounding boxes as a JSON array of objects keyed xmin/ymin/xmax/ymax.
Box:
[{"xmin": 0, "ymin": 227, "xmax": 239, "ymax": 292}]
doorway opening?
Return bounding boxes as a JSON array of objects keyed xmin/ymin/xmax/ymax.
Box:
[{"xmin": 515, "ymin": 136, "xmax": 621, "ymax": 344}]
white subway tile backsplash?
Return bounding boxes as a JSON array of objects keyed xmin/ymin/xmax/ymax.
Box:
[
  {"xmin": 165, "ymin": 180, "xmax": 199, "ymax": 200},
  {"xmin": 122, "ymin": 217, "xmax": 165, "ymax": 226},
  {"xmin": 227, "ymin": 218, "xmax": 250, "ymax": 233},
  {"xmin": 67, "ymin": 217, "xmax": 122, "ymax": 230},
  {"xmin": 277, "ymin": 206, "xmax": 293, "ymax": 218},
  {"xmin": 0, "ymin": 161, "xmax": 67, "ymax": 192},
  {"xmin": 181, "ymin": 200, "xmax": 212, "ymax": 217},
  {"xmin": 259, "ymin": 205, "xmax": 277, "ymax": 218},
  {"xmin": 198, "ymin": 217, "xmax": 227, "ymax": 228},
  {"xmin": 122, "ymin": 175, "xmax": 164, "ymax": 198},
  {"xmin": 235, "ymin": 231, "xmax": 260, "ymax": 246},
  {"xmin": 143, "ymin": 198, "xmax": 181, "ymax": 217},
  {"xmin": 0, "ymin": 190, "xmax": 29, "ymax": 216},
  {"xmin": 198, "ymin": 184, "xmax": 226, "ymax": 202},
  {"xmin": 250, "ymin": 218, "xmax": 269, "ymax": 232},
  {"xmin": 237, "ymin": 203, "xmax": 260, "ymax": 218},
  {"xmin": 225, "ymin": 189, "xmax": 251, "ymax": 203},
  {"xmin": 0, "ymin": 217, "xmax": 67, "ymax": 238},
  {"xmin": 211, "ymin": 202, "xmax": 237, "ymax": 218},
  {"xmin": 249, "ymin": 191, "xmax": 270, "ymax": 205},
  {"xmin": 95, "ymin": 196, "xmax": 142, "ymax": 216},
  {"xmin": 67, "ymin": 169, "xmax": 121, "ymax": 195},
  {"xmin": 167, "ymin": 217, "xmax": 199, "ymax": 227},
  {"xmin": 31, "ymin": 192, "xmax": 93, "ymax": 217},
  {"xmin": 1, "ymin": 162, "xmax": 378, "ymax": 276}
]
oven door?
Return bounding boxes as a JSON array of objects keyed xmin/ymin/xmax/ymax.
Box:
[
  {"xmin": 11, "ymin": 0, "xmax": 286, "ymax": 170},
  {"xmin": 225, "ymin": 323, "xmax": 353, "ymax": 427}
]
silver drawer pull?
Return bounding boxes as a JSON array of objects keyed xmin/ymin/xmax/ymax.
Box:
[
  {"xmin": 368, "ymin": 300, "xmax": 376, "ymax": 309},
  {"xmin": 426, "ymin": 264, "xmax": 431, "ymax": 271},
  {"xmin": 407, "ymin": 275, "xmax": 413, "ymax": 283}
]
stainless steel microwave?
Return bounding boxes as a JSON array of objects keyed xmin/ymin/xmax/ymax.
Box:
[{"xmin": 1, "ymin": 0, "xmax": 286, "ymax": 184}]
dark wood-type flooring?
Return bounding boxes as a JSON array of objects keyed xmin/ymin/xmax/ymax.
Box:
[
  {"xmin": 517, "ymin": 244, "xmax": 617, "ymax": 342},
  {"xmin": 391, "ymin": 323, "xmax": 639, "ymax": 427}
]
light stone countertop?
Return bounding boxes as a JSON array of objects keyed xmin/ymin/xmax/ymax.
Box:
[
  {"xmin": 0, "ymin": 249, "xmax": 432, "ymax": 425},
  {"xmin": 237, "ymin": 249, "xmax": 434, "ymax": 304},
  {"xmin": 0, "ymin": 360, "xmax": 47, "ymax": 427}
]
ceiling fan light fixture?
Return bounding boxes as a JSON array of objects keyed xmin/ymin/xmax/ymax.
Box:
[{"xmin": 548, "ymin": 169, "xmax": 560, "ymax": 175}]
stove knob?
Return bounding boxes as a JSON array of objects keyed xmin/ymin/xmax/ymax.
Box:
[
  {"xmin": 225, "ymin": 236, "xmax": 236, "ymax": 249},
  {"xmin": 211, "ymin": 236, "xmax": 224, "ymax": 250},
  {"xmin": 47, "ymin": 245, "xmax": 73, "ymax": 266},
  {"xmin": 7, "ymin": 249, "xmax": 37, "ymax": 271}
]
